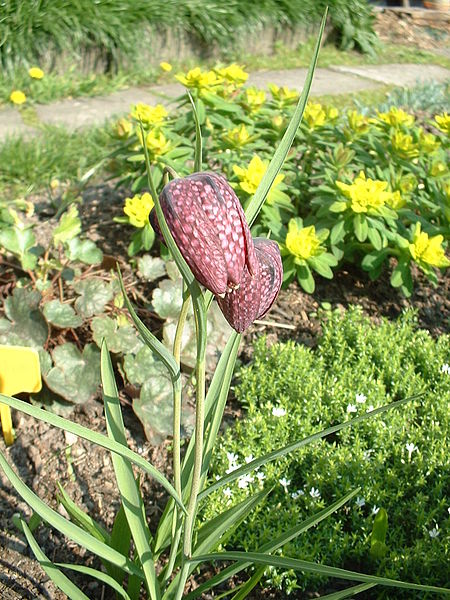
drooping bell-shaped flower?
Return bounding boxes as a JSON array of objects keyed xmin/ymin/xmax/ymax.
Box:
[
  {"xmin": 217, "ymin": 238, "xmax": 283, "ymax": 332},
  {"xmin": 150, "ymin": 172, "xmax": 258, "ymax": 296}
]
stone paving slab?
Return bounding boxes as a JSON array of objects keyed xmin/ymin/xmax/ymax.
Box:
[
  {"xmin": 332, "ymin": 63, "xmax": 450, "ymax": 86},
  {"xmin": 0, "ymin": 107, "xmax": 37, "ymax": 140}
]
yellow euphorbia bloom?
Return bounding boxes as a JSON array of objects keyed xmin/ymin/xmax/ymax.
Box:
[
  {"xmin": 160, "ymin": 61, "xmax": 172, "ymax": 72},
  {"xmin": 10, "ymin": 90, "xmax": 26, "ymax": 105},
  {"xmin": 419, "ymin": 131, "xmax": 440, "ymax": 153},
  {"xmin": 0, "ymin": 345, "xmax": 42, "ymax": 445},
  {"xmin": 347, "ymin": 110, "xmax": 370, "ymax": 134},
  {"xmin": 409, "ymin": 223, "xmax": 450, "ymax": 268},
  {"xmin": 391, "ymin": 131, "xmax": 419, "ymax": 158},
  {"xmin": 222, "ymin": 124, "xmax": 254, "ymax": 148},
  {"xmin": 140, "ymin": 129, "xmax": 172, "ymax": 155},
  {"xmin": 434, "ymin": 112, "xmax": 450, "ymax": 136},
  {"xmin": 376, "ymin": 106, "xmax": 415, "ymax": 128},
  {"xmin": 233, "ymin": 156, "xmax": 284, "ymax": 200},
  {"xmin": 268, "ymin": 83, "xmax": 299, "ymax": 105},
  {"xmin": 115, "ymin": 117, "xmax": 133, "ymax": 138},
  {"xmin": 123, "ymin": 193, "xmax": 154, "ymax": 228},
  {"xmin": 286, "ymin": 221, "xmax": 323, "ymax": 260},
  {"xmin": 303, "ymin": 102, "xmax": 326, "ymax": 128},
  {"xmin": 28, "ymin": 66, "xmax": 44, "ymax": 79},
  {"xmin": 430, "ymin": 161, "xmax": 448, "ymax": 177},
  {"xmin": 387, "ymin": 190, "xmax": 406, "ymax": 210},
  {"xmin": 217, "ymin": 64, "xmax": 248, "ymax": 86},
  {"xmin": 175, "ymin": 67, "xmax": 221, "ymax": 90},
  {"xmin": 244, "ymin": 87, "xmax": 266, "ymax": 112},
  {"xmin": 336, "ymin": 171, "xmax": 392, "ymax": 214},
  {"xmin": 131, "ymin": 103, "xmax": 168, "ymax": 125}
]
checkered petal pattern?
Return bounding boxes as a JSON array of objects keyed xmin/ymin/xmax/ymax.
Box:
[
  {"xmin": 150, "ymin": 172, "xmax": 257, "ymax": 296},
  {"xmin": 217, "ymin": 238, "xmax": 282, "ymax": 332}
]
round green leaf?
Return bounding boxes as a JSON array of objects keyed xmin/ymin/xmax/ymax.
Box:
[
  {"xmin": 43, "ymin": 300, "xmax": 83, "ymax": 328},
  {"xmin": 73, "ymin": 279, "xmax": 113, "ymax": 318}
]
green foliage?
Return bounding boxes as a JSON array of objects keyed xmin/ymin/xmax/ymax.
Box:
[{"xmin": 203, "ymin": 308, "xmax": 450, "ymax": 596}]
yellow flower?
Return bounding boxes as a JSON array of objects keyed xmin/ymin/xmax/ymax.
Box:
[
  {"xmin": 419, "ymin": 131, "xmax": 440, "ymax": 154},
  {"xmin": 143, "ymin": 130, "xmax": 172, "ymax": 155},
  {"xmin": 327, "ymin": 106, "xmax": 339, "ymax": 121},
  {"xmin": 409, "ymin": 223, "xmax": 450, "ymax": 268},
  {"xmin": 131, "ymin": 103, "xmax": 168, "ymax": 125},
  {"xmin": 347, "ymin": 110, "xmax": 370, "ymax": 135},
  {"xmin": 430, "ymin": 161, "xmax": 448, "ymax": 177},
  {"xmin": 222, "ymin": 124, "xmax": 254, "ymax": 148},
  {"xmin": 391, "ymin": 131, "xmax": 419, "ymax": 158},
  {"xmin": 336, "ymin": 171, "xmax": 392, "ymax": 214},
  {"xmin": 271, "ymin": 115, "xmax": 285, "ymax": 130},
  {"xmin": 434, "ymin": 112, "xmax": 450, "ymax": 136},
  {"xmin": 233, "ymin": 155, "xmax": 284, "ymax": 201},
  {"xmin": 123, "ymin": 193, "xmax": 154, "ymax": 228},
  {"xmin": 268, "ymin": 83, "xmax": 299, "ymax": 105},
  {"xmin": 387, "ymin": 190, "xmax": 406, "ymax": 210},
  {"xmin": 175, "ymin": 67, "xmax": 221, "ymax": 91},
  {"xmin": 10, "ymin": 90, "xmax": 26, "ymax": 105},
  {"xmin": 243, "ymin": 87, "xmax": 266, "ymax": 113},
  {"xmin": 376, "ymin": 106, "xmax": 415, "ymax": 128},
  {"xmin": 303, "ymin": 102, "xmax": 326, "ymax": 129},
  {"xmin": 399, "ymin": 174, "xmax": 417, "ymax": 195},
  {"xmin": 286, "ymin": 221, "xmax": 323, "ymax": 260},
  {"xmin": 217, "ymin": 64, "xmax": 248, "ymax": 86},
  {"xmin": 160, "ymin": 61, "xmax": 172, "ymax": 72},
  {"xmin": 115, "ymin": 117, "xmax": 133, "ymax": 138},
  {"xmin": 28, "ymin": 66, "xmax": 44, "ymax": 79}
]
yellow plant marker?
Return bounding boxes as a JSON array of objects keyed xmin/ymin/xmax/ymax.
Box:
[{"xmin": 0, "ymin": 346, "xmax": 42, "ymax": 445}]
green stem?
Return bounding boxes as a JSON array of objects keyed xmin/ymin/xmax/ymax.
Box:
[{"xmin": 163, "ymin": 288, "xmax": 190, "ymax": 585}]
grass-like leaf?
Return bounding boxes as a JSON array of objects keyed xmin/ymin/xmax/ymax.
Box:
[
  {"xmin": 101, "ymin": 341, "xmax": 160, "ymax": 600},
  {"xmin": 55, "ymin": 563, "xmax": 133, "ymax": 600},
  {"xmin": 185, "ymin": 488, "xmax": 360, "ymax": 599},
  {"xmin": 56, "ymin": 483, "xmax": 110, "ymax": 543},
  {"xmin": 318, "ymin": 582, "xmax": 377, "ymax": 599},
  {"xmin": 0, "ymin": 452, "xmax": 143, "ymax": 578},
  {"xmin": 187, "ymin": 91, "xmax": 202, "ymax": 172},
  {"xmin": 199, "ymin": 394, "xmax": 422, "ymax": 499},
  {"xmin": 188, "ymin": 552, "xmax": 449, "ymax": 595},
  {"xmin": 0, "ymin": 393, "xmax": 185, "ymax": 513},
  {"xmin": 20, "ymin": 519, "xmax": 90, "ymax": 600},
  {"xmin": 245, "ymin": 8, "xmax": 328, "ymax": 227}
]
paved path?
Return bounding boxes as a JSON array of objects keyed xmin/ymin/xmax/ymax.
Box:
[{"xmin": 1, "ymin": 63, "xmax": 449, "ymax": 141}]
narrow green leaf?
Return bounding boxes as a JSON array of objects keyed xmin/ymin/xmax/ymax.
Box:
[
  {"xmin": 187, "ymin": 92, "xmax": 202, "ymax": 172},
  {"xmin": 55, "ymin": 563, "xmax": 132, "ymax": 600},
  {"xmin": 199, "ymin": 395, "xmax": 422, "ymax": 499},
  {"xmin": 245, "ymin": 8, "xmax": 328, "ymax": 227},
  {"xmin": 101, "ymin": 342, "xmax": 160, "ymax": 600},
  {"xmin": 188, "ymin": 552, "xmax": 449, "ymax": 594},
  {"xmin": 316, "ymin": 583, "xmax": 377, "ymax": 599},
  {"xmin": 21, "ymin": 519, "xmax": 90, "ymax": 600},
  {"xmin": 108, "ymin": 503, "xmax": 132, "ymax": 586},
  {"xmin": 185, "ymin": 488, "xmax": 360, "ymax": 600},
  {"xmin": 0, "ymin": 394, "xmax": 185, "ymax": 513},
  {"xmin": 0, "ymin": 454, "xmax": 143, "ymax": 579},
  {"xmin": 56, "ymin": 483, "xmax": 110, "ymax": 543}
]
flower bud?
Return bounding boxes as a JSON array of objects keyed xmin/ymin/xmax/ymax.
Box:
[
  {"xmin": 217, "ymin": 238, "xmax": 282, "ymax": 332},
  {"xmin": 150, "ymin": 172, "xmax": 257, "ymax": 295}
]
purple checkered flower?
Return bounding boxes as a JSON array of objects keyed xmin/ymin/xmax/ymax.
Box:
[{"xmin": 151, "ymin": 172, "xmax": 258, "ymax": 296}]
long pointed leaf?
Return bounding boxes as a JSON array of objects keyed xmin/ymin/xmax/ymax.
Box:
[
  {"xmin": 200, "ymin": 395, "xmax": 422, "ymax": 499},
  {"xmin": 188, "ymin": 552, "xmax": 449, "ymax": 595},
  {"xmin": 187, "ymin": 92, "xmax": 202, "ymax": 172},
  {"xmin": 0, "ymin": 393, "xmax": 185, "ymax": 513},
  {"xmin": 20, "ymin": 519, "xmax": 90, "ymax": 600},
  {"xmin": 318, "ymin": 582, "xmax": 377, "ymax": 599},
  {"xmin": 55, "ymin": 563, "xmax": 132, "ymax": 600},
  {"xmin": 101, "ymin": 342, "xmax": 160, "ymax": 600},
  {"xmin": 245, "ymin": 8, "xmax": 328, "ymax": 227},
  {"xmin": 56, "ymin": 483, "xmax": 110, "ymax": 543},
  {"xmin": 0, "ymin": 454, "xmax": 143, "ymax": 578},
  {"xmin": 185, "ymin": 488, "xmax": 360, "ymax": 600}
]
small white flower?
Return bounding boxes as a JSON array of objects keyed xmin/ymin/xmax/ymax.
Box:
[
  {"xmin": 347, "ymin": 403, "xmax": 357, "ymax": 414},
  {"xmin": 238, "ymin": 474, "xmax": 254, "ymax": 489},
  {"xmin": 367, "ymin": 405, "xmax": 375, "ymax": 413},
  {"xmin": 225, "ymin": 463, "xmax": 240, "ymax": 474},
  {"xmin": 223, "ymin": 487, "xmax": 232, "ymax": 498},
  {"xmin": 279, "ymin": 477, "xmax": 291, "ymax": 493},
  {"xmin": 406, "ymin": 442, "xmax": 418, "ymax": 460},
  {"xmin": 256, "ymin": 471, "xmax": 266, "ymax": 482},
  {"xmin": 356, "ymin": 393, "xmax": 367, "ymax": 403},
  {"xmin": 372, "ymin": 505, "xmax": 380, "ymax": 515},
  {"xmin": 227, "ymin": 451, "xmax": 239, "ymax": 465},
  {"xmin": 428, "ymin": 525, "xmax": 439, "ymax": 539},
  {"xmin": 272, "ymin": 406, "xmax": 287, "ymax": 417},
  {"xmin": 245, "ymin": 454, "xmax": 254, "ymax": 464},
  {"xmin": 309, "ymin": 487, "xmax": 321, "ymax": 499},
  {"xmin": 291, "ymin": 489, "xmax": 305, "ymax": 500},
  {"xmin": 355, "ymin": 496, "xmax": 366, "ymax": 508},
  {"xmin": 441, "ymin": 363, "xmax": 450, "ymax": 374}
]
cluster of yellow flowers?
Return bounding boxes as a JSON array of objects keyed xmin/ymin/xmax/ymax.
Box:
[
  {"xmin": 175, "ymin": 64, "xmax": 248, "ymax": 95},
  {"xmin": 9, "ymin": 66, "xmax": 45, "ymax": 105},
  {"xmin": 233, "ymin": 155, "xmax": 284, "ymax": 203},
  {"xmin": 123, "ymin": 193, "xmax": 154, "ymax": 228},
  {"xmin": 409, "ymin": 223, "xmax": 450, "ymax": 269},
  {"xmin": 303, "ymin": 102, "xmax": 339, "ymax": 129},
  {"xmin": 375, "ymin": 106, "xmax": 415, "ymax": 128},
  {"xmin": 222, "ymin": 124, "xmax": 255, "ymax": 148},
  {"xmin": 285, "ymin": 221, "xmax": 324, "ymax": 261},
  {"xmin": 336, "ymin": 171, "xmax": 396, "ymax": 214},
  {"xmin": 131, "ymin": 103, "xmax": 168, "ymax": 125}
]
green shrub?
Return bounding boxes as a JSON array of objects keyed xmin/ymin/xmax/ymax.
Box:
[{"xmin": 202, "ymin": 308, "xmax": 450, "ymax": 596}]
